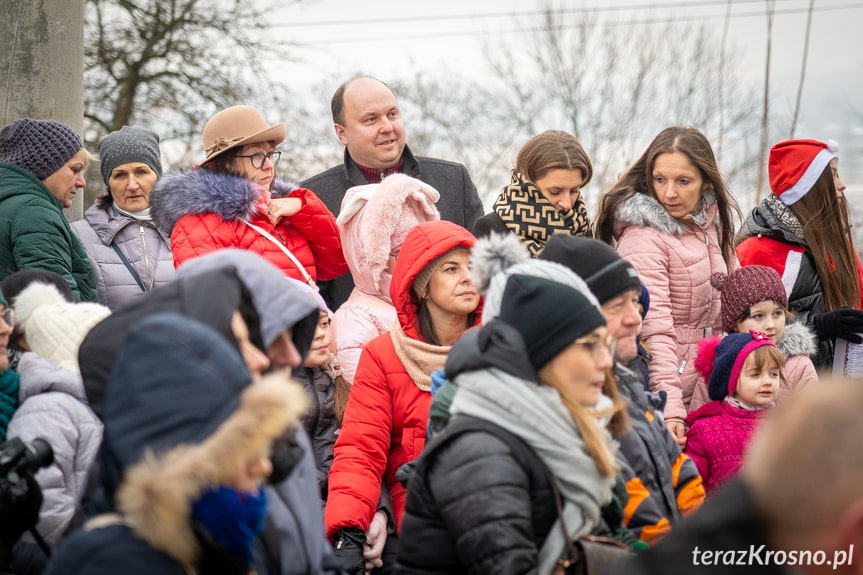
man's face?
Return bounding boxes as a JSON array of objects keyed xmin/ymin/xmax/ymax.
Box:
[
  {"xmin": 334, "ymin": 78, "xmax": 406, "ymax": 171},
  {"xmin": 601, "ymin": 289, "xmax": 642, "ymax": 363}
]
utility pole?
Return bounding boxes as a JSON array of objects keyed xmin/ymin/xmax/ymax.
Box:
[{"xmin": 1, "ymin": 0, "xmax": 86, "ymax": 221}]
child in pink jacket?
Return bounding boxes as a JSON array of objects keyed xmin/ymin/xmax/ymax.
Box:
[{"xmin": 685, "ymin": 330, "xmax": 784, "ymax": 494}]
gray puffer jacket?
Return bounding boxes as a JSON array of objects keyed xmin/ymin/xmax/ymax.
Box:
[
  {"xmin": 71, "ymin": 203, "xmax": 174, "ymax": 310},
  {"xmin": 5, "ymin": 352, "xmax": 102, "ymax": 546}
]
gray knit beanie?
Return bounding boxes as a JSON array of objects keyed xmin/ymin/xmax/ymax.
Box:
[
  {"xmin": 470, "ymin": 232, "xmax": 600, "ymax": 323},
  {"xmin": 98, "ymin": 126, "xmax": 163, "ymax": 186},
  {"xmin": 0, "ymin": 118, "xmax": 83, "ymax": 180}
]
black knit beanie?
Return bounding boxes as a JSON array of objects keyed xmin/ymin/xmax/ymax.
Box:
[
  {"xmin": 98, "ymin": 126, "xmax": 163, "ymax": 186},
  {"xmin": 0, "ymin": 118, "xmax": 83, "ymax": 180},
  {"xmin": 498, "ymin": 274, "xmax": 606, "ymax": 371},
  {"xmin": 540, "ymin": 235, "xmax": 641, "ymax": 305}
]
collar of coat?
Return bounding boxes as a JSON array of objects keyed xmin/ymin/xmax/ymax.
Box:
[
  {"xmin": 614, "ymin": 187, "xmax": 718, "ymax": 237},
  {"xmin": 149, "ymin": 168, "xmax": 299, "ymax": 237}
]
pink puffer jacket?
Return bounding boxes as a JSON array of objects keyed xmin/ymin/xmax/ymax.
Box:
[
  {"xmin": 613, "ymin": 191, "xmax": 736, "ymax": 423},
  {"xmin": 333, "ymin": 174, "xmax": 440, "ymax": 383}
]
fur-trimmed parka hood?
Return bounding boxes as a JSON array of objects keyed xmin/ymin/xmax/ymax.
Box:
[
  {"xmin": 102, "ymin": 313, "xmax": 307, "ymax": 569},
  {"xmin": 613, "ymin": 188, "xmax": 718, "ymax": 239},
  {"xmin": 150, "ymin": 168, "xmax": 299, "ymax": 237},
  {"xmin": 776, "ymin": 321, "xmax": 818, "ymax": 358},
  {"xmin": 337, "ymin": 174, "xmax": 440, "ymax": 299}
]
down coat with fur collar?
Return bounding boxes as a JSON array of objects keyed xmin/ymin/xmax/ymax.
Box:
[
  {"xmin": 43, "ymin": 313, "xmax": 309, "ymax": 575},
  {"xmin": 150, "ymin": 168, "xmax": 347, "ymax": 283},
  {"xmin": 325, "ymin": 220, "xmax": 480, "ymax": 538},
  {"xmin": 612, "ymin": 191, "xmax": 736, "ymax": 423}
]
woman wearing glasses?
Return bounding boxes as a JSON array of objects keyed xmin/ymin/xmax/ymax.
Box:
[
  {"xmin": 396, "ymin": 269, "xmax": 627, "ymax": 574},
  {"xmin": 150, "ymin": 105, "xmax": 347, "ymax": 286}
]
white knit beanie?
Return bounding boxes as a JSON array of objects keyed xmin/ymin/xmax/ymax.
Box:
[{"xmin": 13, "ymin": 282, "xmax": 111, "ymax": 373}]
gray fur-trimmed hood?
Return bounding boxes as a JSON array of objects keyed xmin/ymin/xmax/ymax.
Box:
[
  {"xmin": 613, "ymin": 188, "xmax": 717, "ymax": 237},
  {"xmin": 149, "ymin": 168, "xmax": 299, "ymax": 237},
  {"xmin": 777, "ymin": 321, "xmax": 818, "ymax": 358}
]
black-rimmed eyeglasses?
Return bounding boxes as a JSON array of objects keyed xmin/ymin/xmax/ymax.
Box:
[{"xmin": 236, "ymin": 151, "xmax": 281, "ymax": 169}]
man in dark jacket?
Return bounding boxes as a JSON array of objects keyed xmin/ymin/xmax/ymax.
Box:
[
  {"xmin": 613, "ymin": 380, "xmax": 863, "ymax": 575},
  {"xmin": 540, "ymin": 235, "xmax": 706, "ymax": 545},
  {"xmin": 301, "ymin": 76, "xmax": 484, "ymax": 310}
]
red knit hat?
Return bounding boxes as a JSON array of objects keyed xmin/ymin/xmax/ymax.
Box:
[
  {"xmin": 768, "ymin": 139, "xmax": 837, "ymax": 205},
  {"xmin": 711, "ymin": 266, "xmax": 788, "ymax": 333}
]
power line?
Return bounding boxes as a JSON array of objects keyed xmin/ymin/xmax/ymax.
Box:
[{"xmin": 276, "ymin": 2, "xmax": 863, "ymax": 45}]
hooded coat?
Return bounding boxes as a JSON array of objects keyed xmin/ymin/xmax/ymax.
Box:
[
  {"xmin": 684, "ymin": 401, "xmax": 767, "ymax": 494},
  {"xmin": 333, "ymin": 173, "xmax": 440, "ymax": 383},
  {"xmin": 612, "ymin": 191, "xmax": 735, "ymax": 422},
  {"xmin": 43, "ymin": 314, "xmax": 308, "ymax": 575},
  {"xmin": 0, "ymin": 162, "xmax": 97, "ymax": 302},
  {"xmin": 5, "ymin": 353, "xmax": 102, "ymax": 546},
  {"xmin": 325, "ymin": 221, "xmax": 480, "ymax": 538},
  {"xmin": 71, "ymin": 203, "xmax": 175, "ymax": 310},
  {"xmin": 150, "ymin": 168, "xmax": 347, "ymax": 283},
  {"xmin": 737, "ymin": 195, "xmax": 863, "ymax": 369}
]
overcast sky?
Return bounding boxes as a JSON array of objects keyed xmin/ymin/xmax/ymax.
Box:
[{"xmin": 271, "ymin": 0, "xmax": 863, "ymax": 184}]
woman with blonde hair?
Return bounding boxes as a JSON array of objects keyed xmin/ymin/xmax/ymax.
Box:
[
  {"xmin": 473, "ymin": 130, "xmax": 594, "ymax": 255},
  {"xmin": 594, "ymin": 126, "xmax": 740, "ymax": 445}
]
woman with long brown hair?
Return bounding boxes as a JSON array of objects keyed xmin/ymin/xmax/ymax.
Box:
[
  {"xmin": 594, "ymin": 126, "xmax": 740, "ymax": 445},
  {"xmin": 737, "ymin": 139, "xmax": 863, "ymax": 369}
]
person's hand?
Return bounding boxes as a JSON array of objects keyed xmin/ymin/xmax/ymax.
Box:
[
  {"xmin": 0, "ymin": 469, "xmax": 42, "ymax": 568},
  {"xmin": 266, "ymin": 197, "xmax": 302, "ymax": 226},
  {"xmin": 332, "ymin": 527, "xmax": 366, "ymax": 575},
  {"xmin": 813, "ymin": 307, "xmax": 863, "ymax": 343},
  {"xmin": 363, "ymin": 510, "xmax": 388, "ymax": 574},
  {"xmin": 666, "ymin": 420, "xmax": 687, "ymax": 449}
]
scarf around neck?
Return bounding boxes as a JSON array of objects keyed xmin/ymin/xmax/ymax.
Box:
[
  {"xmin": 190, "ymin": 485, "xmax": 268, "ymax": 569},
  {"xmin": 113, "ymin": 205, "xmax": 153, "ymax": 222},
  {"xmin": 493, "ymin": 169, "xmax": 593, "ymax": 257},
  {"xmin": 0, "ymin": 369, "xmax": 21, "ymax": 442},
  {"xmin": 724, "ymin": 395, "xmax": 774, "ymax": 412},
  {"xmin": 390, "ymin": 323, "xmax": 450, "ymax": 392},
  {"xmin": 450, "ymin": 368, "xmax": 616, "ymax": 573}
]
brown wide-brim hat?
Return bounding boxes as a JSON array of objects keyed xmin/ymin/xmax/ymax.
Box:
[{"xmin": 202, "ymin": 105, "xmax": 286, "ymax": 164}]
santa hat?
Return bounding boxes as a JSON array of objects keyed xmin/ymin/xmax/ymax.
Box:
[
  {"xmin": 769, "ymin": 139, "xmax": 837, "ymax": 205},
  {"xmin": 695, "ymin": 330, "xmax": 777, "ymax": 401}
]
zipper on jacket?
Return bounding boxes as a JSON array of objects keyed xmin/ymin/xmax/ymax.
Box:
[
  {"xmin": 139, "ymin": 224, "xmax": 154, "ymax": 290},
  {"xmin": 678, "ymin": 359, "xmax": 687, "ymax": 375}
]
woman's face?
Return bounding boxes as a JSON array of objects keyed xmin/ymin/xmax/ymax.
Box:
[
  {"xmin": 538, "ymin": 326, "xmax": 614, "ymax": 408},
  {"xmin": 423, "ymin": 250, "xmax": 480, "ymax": 319},
  {"xmin": 0, "ymin": 305, "xmax": 13, "ymax": 371},
  {"xmin": 533, "ymin": 168, "xmax": 585, "ymax": 212},
  {"xmin": 831, "ymin": 159, "xmax": 846, "ymax": 201},
  {"xmin": 108, "ymin": 162, "xmax": 157, "ymax": 212},
  {"xmin": 651, "ymin": 152, "xmax": 705, "ymax": 218},
  {"xmin": 734, "ymin": 353, "xmax": 780, "ymax": 407},
  {"xmin": 230, "ymin": 142, "xmax": 277, "ymax": 189},
  {"xmin": 231, "ymin": 311, "xmax": 270, "ymax": 377},
  {"xmin": 42, "ymin": 148, "xmax": 88, "ymax": 209},
  {"xmin": 303, "ymin": 311, "xmax": 332, "ymax": 369}
]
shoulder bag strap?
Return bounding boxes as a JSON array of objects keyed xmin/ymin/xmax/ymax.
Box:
[
  {"xmin": 242, "ymin": 220, "xmax": 318, "ymax": 291},
  {"xmin": 111, "ymin": 243, "xmax": 146, "ymax": 292}
]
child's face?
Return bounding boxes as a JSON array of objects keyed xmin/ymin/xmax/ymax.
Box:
[
  {"xmin": 303, "ymin": 311, "xmax": 332, "ymax": 369},
  {"xmin": 736, "ymin": 300, "xmax": 786, "ymax": 343},
  {"xmin": 734, "ymin": 353, "xmax": 780, "ymax": 407}
]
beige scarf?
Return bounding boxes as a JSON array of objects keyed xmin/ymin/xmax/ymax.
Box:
[{"xmin": 390, "ymin": 324, "xmax": 451, "ymax": 392}]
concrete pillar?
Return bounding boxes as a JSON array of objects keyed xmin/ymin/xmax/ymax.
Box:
[{"xmin": 1, "ymin": 0, "xmax": 86, "ymax": 220}]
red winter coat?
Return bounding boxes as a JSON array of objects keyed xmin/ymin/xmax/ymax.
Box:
[
  {"xmin": 684, "ymin": 401, "xmax": 768, "ymax": 494},
  {"xmin": 325, "ymin": 220, "xmax": 480, "ymax": 538},
  {"xmin": 150, "ymin": 168, "xmax": 347, "ymax": 282}
]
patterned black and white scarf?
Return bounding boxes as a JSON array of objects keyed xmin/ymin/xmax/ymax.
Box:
[{"xmin": 493, "ymin": 169, "xmax": 593, "ymax": 257}]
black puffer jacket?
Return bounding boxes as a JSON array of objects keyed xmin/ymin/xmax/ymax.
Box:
[
  {"xmin": 738, "ymin": 197, "xmax": 831, "ymax": 367},
  {"xmin": 396, "ymin": 322, "xmax": 557, "ymax": 575},
  {"xmin": 292, "ymin": 366, "xmax": 338, "ymax": 501}
]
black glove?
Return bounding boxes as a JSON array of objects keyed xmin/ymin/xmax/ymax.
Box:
[
  {"xmin": 332, "ymin": 527, "xmax": 366, "ymax": 575},
  {"xmin": 267, "ymin": 429, "xmax": 305, "ymax": 485},
  {"xmin": 0, "ymin": 470, "xmax": 43, "ymax": 568},
  {"xmin": 813, "ymin": 307, "xmax": 863, "ymax": 343}
]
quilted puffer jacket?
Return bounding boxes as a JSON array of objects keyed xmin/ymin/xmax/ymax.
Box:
[
  {"xmin": 684, "ymin": 401, "xmax": 766, "ymax": 494},
  {"xmin": 325, "ymin": 220, "xmax": 479, "ymax": 538},
  {"xmin": 612, "ymin": 191, "xmax": 735, "ymax": 423},
  {"xmin": 71, "ymin": 203, "xmax": 174, "ymax": 310},
  {"xmin": 150, "ymin": 168, "xmax": 347, "ymax": 282}
]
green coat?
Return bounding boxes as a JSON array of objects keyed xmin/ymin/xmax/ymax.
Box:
[{"xmin": 0, "ymin": 162, "xmax": 97, "ymax": 302}]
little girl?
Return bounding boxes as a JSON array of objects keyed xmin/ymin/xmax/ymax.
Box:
[
  {"xmin": 685, "ymin": 330, "xmax": 785, "ymax": 494},
  {"xmin": 714, "ymin": 265, "xmax": 818, "ymax": 400}
]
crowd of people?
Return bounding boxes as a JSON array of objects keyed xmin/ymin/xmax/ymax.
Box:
[{"xmin": 0, "ymin": 74, "xmax": 862, "ymax": 575}]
